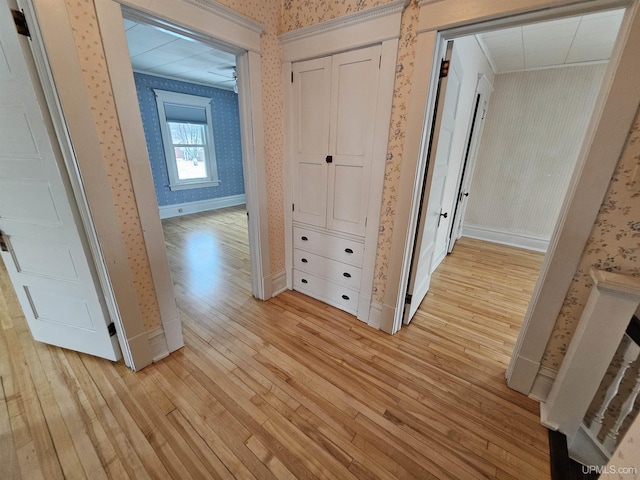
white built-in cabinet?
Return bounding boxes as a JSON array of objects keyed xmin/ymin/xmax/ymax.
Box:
[
  {"xmin": 281, "ymin": 0, "xmax": 405, "ymax": 324},
  {"xmin": 291, "ymin": 45, "xmax": 381, "ymax": 316}
]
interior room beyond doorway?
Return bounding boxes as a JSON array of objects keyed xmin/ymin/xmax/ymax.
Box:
[{"xmin": 406, "ymin": 8, "xmax": 624, "ymax": 325}]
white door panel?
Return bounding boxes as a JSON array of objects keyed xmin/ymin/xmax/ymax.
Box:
[
  {"xmin": 405, "ymin": 42, "xmax": 463, "ymax": 324},
  {"xmin": 292, "ymin": 57, "xmax": 331, "ymax": 228},
  {"xmin": 0, "ymin": 0, "xmax": 120, "ymax": 360},
  {"xmin": 327, "ymin": 45, "xmax": 380, "ymax": 236}
]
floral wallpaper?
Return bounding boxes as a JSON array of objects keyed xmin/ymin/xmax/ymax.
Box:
[
  {"xmin": 542, "ymin": 108, "xmax": 640, "ymax": 369},
  {"xmin": 64, "ymin": 0, "xmax": 161, "ymax": 331},
  {"xmin": 281, "ymin": 0, "xmax": 421, "ymax": 304},
  {"xmin": 600, "ymin": 410, "xmax": 640, "ymax": 480}
]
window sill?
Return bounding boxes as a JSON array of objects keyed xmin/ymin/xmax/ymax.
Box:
[{"xmin": 168, "ymin": 180, "xmax": 220, "ymax": 191}]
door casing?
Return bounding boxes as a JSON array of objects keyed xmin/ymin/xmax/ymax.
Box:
[{"xmin": 381, "ymin": 0, "xmax": 640, "ymax": 398}]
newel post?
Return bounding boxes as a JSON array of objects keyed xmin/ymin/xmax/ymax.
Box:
[{"xmin": 540, "ymin": 269, "xmax": 640, "ymax": 442}]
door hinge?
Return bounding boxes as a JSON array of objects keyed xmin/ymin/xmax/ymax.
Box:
[
  {"xmin": 0, "ymin": 230, "xmax": 9, "ymax": 252},
  {"xmin": 405, "ymin": 293, "xmax": 412, "ymax": 304},
  {"xmin": 12, "ymin": 9, "xmax": 30, "ymax": 38},
  {"xmin": 379, "ymin": 56, "xmax": 382, "ymax": 69},
  {"xmin": 292, "ymin": 203, "xmax": 295, "ymax": 212},
  {"xmin": 291, "ymin": 71, "xmax": 294, "ymax": 83},
  {"xmin": 107, "ymin": 322, "xmax": 117, "ymax": 337},
  {"xmin": 439, "ymin": 59, "xmax": 450, "ymax": 79}
]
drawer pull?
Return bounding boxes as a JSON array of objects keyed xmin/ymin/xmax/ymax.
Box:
[
  {"xmin": 301, "ymin": 236, "xmax": 308, "ymax": 241},
  {"xmin": 301, "ymin": 258, "xmax": 308, "ymax": 263},
  {"xmin": 301, "ymin": 278, "xmax": 308, "ymax": 284},
  {"xmin": 342, "ymin": 295, "xmax": 350, "ymax": 300},
  {"xmin": 345, "ymin": 248, "xmax": 353, "ymax": 254},
  {"xmin": 343, "ymin": 272, "xmax": 351, "ymax": 278}
]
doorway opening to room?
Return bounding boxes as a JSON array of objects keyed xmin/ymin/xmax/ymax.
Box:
[
  {"xmin": 402, "ymin": 8, "xmax": 625, "ymax": 358},
  {"xmin": 121, "ymin": 15, "xmax": 253, "ymax": 311}
]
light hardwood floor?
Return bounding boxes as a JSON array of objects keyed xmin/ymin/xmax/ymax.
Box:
[{"xmin": 0, "ymin": 205, "xmax": 549, "ymax": 479}]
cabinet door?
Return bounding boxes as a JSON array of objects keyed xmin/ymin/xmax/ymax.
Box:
[
  {"xmin": 292, "ymin": 57, "xmax": 331, "ymax": 228},
  {"xmin": 327, "ymin": 45, "xmax": 380, "ymax": 237}
]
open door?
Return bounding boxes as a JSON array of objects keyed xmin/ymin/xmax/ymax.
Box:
[
  {"xmin": 0, "ymin": 0, "xmax": 121, "ymax": 361},
  {"xmin": 403, "ymin": 41, "xmax": 463, "ymax": 325},
  {"xmin": 448, "ymin": 74, "xmax": 493, "ymax": 253}
]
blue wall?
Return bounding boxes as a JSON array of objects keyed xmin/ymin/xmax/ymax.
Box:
[{"xmin": 134, "ymin": 73, "xmax": 245, "ymax": 207}]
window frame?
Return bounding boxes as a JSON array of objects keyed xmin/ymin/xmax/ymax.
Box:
[{"xmin": 154, "ymin": 89, "xmax": 220, "ymax": 191}]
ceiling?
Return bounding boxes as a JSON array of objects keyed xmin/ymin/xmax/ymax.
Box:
[
  {"xmin": 122, "ymin": 8, "xmax": 624, "ymax": 88},
  {"xmin": 123, "ymin": 19, "xmax": 237, "ymax": 90},
  {"xmin": 476, "ymin": 9, "xmax": 624, "ymax": 73}
]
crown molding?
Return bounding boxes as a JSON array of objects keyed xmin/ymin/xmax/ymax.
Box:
[
  {"xmin": 279, "ymin": 0, "xmax": 409, "ymax": 62},
  {"xmin": 279, "ymin": 0, "xmax": 408, "ymax": 44},
  {"xmin": 180, "ymin": 0, "xmax": 264, "ymax": 34}
]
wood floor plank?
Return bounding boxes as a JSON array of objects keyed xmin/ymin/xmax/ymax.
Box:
[{"xmin": 0, "ymin": 206, "xmax": 551, "ymax": 479}]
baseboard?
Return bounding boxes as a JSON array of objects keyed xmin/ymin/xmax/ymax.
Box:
[
  {"xmin": 147, "ymin": 327, "xmax": 170, "ymax": 363},
  {"xmin": 269, "ymin": 270, "xmax": 287, "ymax": 297},
  {"xmin": 462, "ymin": 224, "xmax": 549, "ymax": 252},
  {"xmin": 158, "ymin": 194, "xmax": 246, "ymax": 219},
  {"xmin": 529, "ymin": 366, "xmax": 558, "ymax": 402},
  {"xmin": 368, "ymin": 301, "xmax": 383, "ymax": 329}
]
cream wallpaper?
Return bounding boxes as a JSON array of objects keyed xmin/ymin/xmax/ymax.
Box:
[
  {"xmin": 542, "ymin": 107, "xmax": 640, "ymax": 369},
  {"xmin": 64, "ymin": 0, "xmax": 161, "ymax": 331}
]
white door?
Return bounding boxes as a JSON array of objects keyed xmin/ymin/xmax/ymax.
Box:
[
  {"xmin": 428, "ymin": 46, "xmax": 464, "ymax": 272},
  {"xmin": 448, "ymin": 75, "xmax": 493, "ymax": 253},
  {"xmin": 403, "ymin": 42, "xmax": 463, "ymax": 324},
  {"xmin": 292, "ymin": 45, "xmax": 380, "ymax": 237},
  {"xmin": 0, "ymin": 1, "xmax": 121, "ymax": 360},
  {"xmin": 327, "ymin": 45, "xmax": 380, "ymax": 237}
]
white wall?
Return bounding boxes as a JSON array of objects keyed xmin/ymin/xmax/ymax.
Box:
[
  {"xmin": 463, "ymin": 63, "xmax": 607, "ymax": 251},
  {"xmin": 433, "ymin": 36, "xmax": 495, "ymax": 267}
]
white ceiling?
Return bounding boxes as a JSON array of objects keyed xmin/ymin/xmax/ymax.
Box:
[
  {"xmin": 476, "ymin": 9, "xmax": 624, "ymax": 73},
  {"xmin": 123, "ymin": 19, "xmax": 237, "ymax": 90},
  {"xmin": 122, "ymin": 9, "xmax": 624, "ymax": 88}
]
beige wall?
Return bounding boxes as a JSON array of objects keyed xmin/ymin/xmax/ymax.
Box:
[
  {"xmin": 465, "ymin": 63, "xmax": 606, "ymax": 242},
  {"xmin": 60, "ymin": 0, "xmax": 639, "ymax": 379}
]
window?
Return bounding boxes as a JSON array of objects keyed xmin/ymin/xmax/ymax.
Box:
[{"xmin": 154, "ymin": 90, "xmax": 220, "ymax": 190}]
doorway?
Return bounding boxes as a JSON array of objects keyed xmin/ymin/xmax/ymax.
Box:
[
  {"xmin": 121, "ymin": 17, "xmax": 252, "ymax": 306},
  {"xmin": 407, "ymin": 5, "xmax": 623, "ymax": 364}
]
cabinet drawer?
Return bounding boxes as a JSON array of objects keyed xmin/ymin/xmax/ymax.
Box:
[
  {"xmin": 294, "ymin": 249, "xmax": 362, "ymax": 289},
  {"xmin": 293, "ymin": 270, "xmax": 359, "ymax": 315},
  {"xmin": 293, "ymin": 226, "xmax": 364, "ymax": 266}
]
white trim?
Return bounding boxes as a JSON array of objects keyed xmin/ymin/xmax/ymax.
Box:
[
  {"xmin": 158, "ymin": 194, "xmax": 246, "ymax": 219},
  {"xmin": 462, "ymin": 225, "xmax": 549, "ymax": 252},
  {"xmin": 238, "ymin": 50, "xmax": 271, "ymax": 301},
  {"xmin": 148, "ymin": 327, "xmax": 170, "ymax": 362},
  {"xmin": 279, "ymin": 0, "xmax": 408, "ymax": 62},
  {"xmin": 95, "ymin": 0, "xmax": 184, "ymax": 364},
  {"xmin": 360, "ymin": 37, "xmax": 400, "ymax": 327},
  {"xmin": 29, "ymin": 0, "xmax": 153, "ymax": 371},
  {"xmin": 529, "ymin": 366, "xmax": 558, "ymax": 402},
  {"xmin": 179, "ymin": 0, "xmax": 264, "ymax": 37},
  {"xmin": 154, "ymin": 89, "xmax": 220, "ymax": 191},
  {"xmin": 281, "ymin": 14, "xmax": 402, "ymax": 326},
  {"xmin": 368, "ymin": 301, "xmax": 383, "ymax": 330},
  {"xmin": 120, "ymin": 0, "xmax": 264, "ymax": 54},
  {"xmin": 269, "ymin": 270, "xmax": 288, "ymax": 297},
  {"xmin": 416, "ymin": 0, "xmax": 631, "ymax": 33}
]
